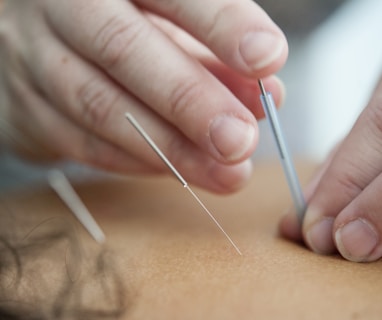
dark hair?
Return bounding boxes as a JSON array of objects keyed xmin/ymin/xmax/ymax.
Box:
[{"xmin": 0, "ymin": 200, "xmax": 127, "ymax": 319}]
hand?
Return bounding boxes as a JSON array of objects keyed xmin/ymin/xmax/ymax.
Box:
[
  {"xmin": 0, "ymin": 0, "xmax": 287, "ymax": 193},
  {"xmin": 280, "ymin": 77, "xmax": 382, "ymax": 262}
]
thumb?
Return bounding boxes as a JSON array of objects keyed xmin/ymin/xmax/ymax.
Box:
[{"xmin": 302, "ymin": 78, "xmax": 382, "ymax": 261}]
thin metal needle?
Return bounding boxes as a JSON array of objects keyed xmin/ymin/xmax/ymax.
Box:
[
  {"xmin": 125, "ymin": 112, "xmax": 242, "ymax": 255},
  {"xmin": 258, "ymin": 80, "xmax": 306, "ymax": 223},
  {"xmin": 125, "ymin": 113, "xmax": 187, "ymax": 186},
  {"xmin": 185, "ymin": 185, "xmax": 242, "ymax": 255},
  {"xmin": 48, "ymin": 169, "xmax": 106, "ymax": 244}
]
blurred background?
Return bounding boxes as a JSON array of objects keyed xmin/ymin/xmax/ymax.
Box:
[
  {"xmin": 2, "ymin": 0, "xmax": 382, "ymax": 189},
  {"xmin": 254, "ymin": 0, "xmax": 382, "ymax": 161}
]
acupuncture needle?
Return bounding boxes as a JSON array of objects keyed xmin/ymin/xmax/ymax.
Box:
[
  {"xmin": 125, "ymin": 112, "xmax": 242, "ymax": 255},
  {"xmin": 48, "ymin": 169, "xmax": 106, "ymax": 244},
  {"xmin": 258, "ymin": 80, "xmax": 306, "ymax": 223}
]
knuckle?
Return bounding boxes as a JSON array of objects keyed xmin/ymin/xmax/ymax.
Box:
[
  {"xmin": 205, "ymin": 1, "xmax": 237, "ymax": 42},
  {"xmin": 168, "ymin": 80, "xmax": 203, "ymax": 120},
  {"xmin": 332, "ymin": 165, "xmax": 363, "ymax": 200},
  {"xmin": 93, "ymin": 15, "xmax": 145, "ymax": 68},
  {"xmin": 366, "ymin": 103, "xmax": 382, "ymax": 144},
  {"xmin": 77, "ymin": 77, "xmax": 119, "ymax": 129}
]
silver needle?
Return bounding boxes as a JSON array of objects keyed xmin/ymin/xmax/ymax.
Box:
[
  {"xmin": 258, "ymin": 80, "xmax": 306, "ymax": 223},
  {"xmin": 125, "ymin": 112, "xmax": 242, "ymax": 255},
  {"xmin": 48, "ymin": 169, "xmax": 106, "ymax": 244}
]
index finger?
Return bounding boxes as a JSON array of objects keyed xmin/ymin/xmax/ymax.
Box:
[
  {"xmin": 301, "ymin": 79, "xmax": 382, "ymax": 257},
  {"xmin": 135, "ymin": 0, "xmax": 288, "ymax": 77},
  {"xmin": 42, "ymin": 0, "xmax": 286, "ymax": 164},
  {"xmin": 44, "ymin": 0, "xmax": 261, "ymax": 163}
]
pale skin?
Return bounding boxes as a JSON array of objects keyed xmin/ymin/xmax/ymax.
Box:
[
  {"xmin": 280, "ymin": 77, "xmax": 382, "ymax": 263},
  {"xmin": 0, "ymin": 0, "xmax": 287, "ymax": 194},
  {"xmin": 4, "ymin": 162, "xmax": 382, "ymax": 319},
  {"xmin": 1, "ymin": 0, "xmax": 382, "ymax": 263}
]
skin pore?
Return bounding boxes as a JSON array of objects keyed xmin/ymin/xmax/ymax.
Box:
[
  {"xmin": 1, "ymin": 162, "xmax": 382, "ymax": 319},
  {"xmin": 1, "ymin": 0, "xmax": 382, "ymax": 313}
]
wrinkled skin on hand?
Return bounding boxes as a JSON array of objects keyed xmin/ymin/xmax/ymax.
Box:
[
  {"xmin": 0, "ymin": 0, "xmax": 287, "ymax": 193},
  {"xmin": 281, "ymin": 77, "xmax": 382, "ymax": 263}
]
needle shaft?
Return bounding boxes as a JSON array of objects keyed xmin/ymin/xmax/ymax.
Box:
[
  {"xmin": 48, "ymin": 170, "xmax": 106, "ymax": 244},
  {"xmin": 258, "ymin": 80, "xmax": 306, "ymax": 222},
  {"xmin": 125, "ymin": 112, "xmax": 242, "ymax": 255}
]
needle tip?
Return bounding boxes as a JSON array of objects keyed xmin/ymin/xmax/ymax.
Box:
[{"xmin": 258, "ymin": 79, "xmax": 266, "ymax": 96}]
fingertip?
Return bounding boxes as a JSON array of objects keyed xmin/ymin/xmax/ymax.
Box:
[
  {"xmin": 335, "ymin": 218, "xmax": 379, "ymax": 262},
  {"xmin": 209, "ymin": 114, "xmax": 258, "ymax": 163},
  {"xmin": 262, "ymin": 76, "xmax": 286, "ymax": 108},
  {"xmin": 246, "ymin": 75, "xmax": 286, "ymax": 119},
  {"xmin": 304, "ymin": 213, "xmax": 336, "ymax": 255},
  {"xmin": 279, "ymin": 210, "xmax": 303, "ymax": 242},
  {"xmin": 208, "ymin": 159, "xmax": 253, "ymax": 194},
  {"xmin": 239, "ymin": 30, "xmax": 288, "ymax": 77},
  {"xmin": 274, "ymin": 76, "xmax": 286, "ymax": 107}
]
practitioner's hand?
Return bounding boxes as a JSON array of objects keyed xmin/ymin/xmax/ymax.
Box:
[
  {"xmin": 0, "ymin": 0, "xmax": 287, "ymax": 193},
  {"xmin": 280, "ymin": 77, "xmax": 382, "ymax": 262}
]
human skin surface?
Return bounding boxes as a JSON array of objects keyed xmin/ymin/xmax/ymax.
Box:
[{"xmin": 2, "ymin": 162, "xmax": 382, "ymax": 319}]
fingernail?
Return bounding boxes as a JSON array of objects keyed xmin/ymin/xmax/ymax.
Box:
[
  {"xmin": 239, "ymin": 32, "xmax": 285, "ymax": 71},
  {"xmin": 209, "ymin": 115, "xmax": 256, "ymax": 162},
  {"xmin": 335, "ymin": 218, "xmax": 378, "ymax": 262},
  {"xmin": 306, "ymin": 217, "xmax": 335, "ymax": 254},
  {"xmin": 211, "ymin": 159, "xmax": 253, "ymax": 191}
]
